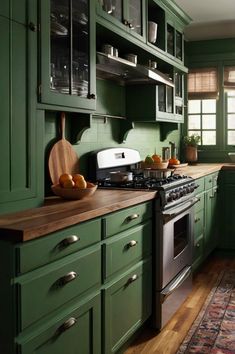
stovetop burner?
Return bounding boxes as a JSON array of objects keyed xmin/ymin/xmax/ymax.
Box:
[{"xmin": 98, "ymin": 173, "xmax": 193, "ymax": 191}]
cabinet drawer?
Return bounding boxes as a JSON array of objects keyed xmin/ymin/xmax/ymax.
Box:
[
  {"xmin": 16, "ymin": 218, "xmax": 101, "ymax": 274},
  {"xmin": 17, "ymin": 293, "xmax": 101, "ymax": 354},
  {"xmin": 195, "ymin": 177, "xmax": 204, "ymax": 194},
  {"xmin": 194, "ymin": 210, "xmax": 204, "ymax": 240},
  {"xmin": 104, "ymin": 259, "xmax": 152, "ymax": 354},
  {"xmin": 205, "ymin": 172, "xmax": 218, "ymax": 190},
  {"xmin": 195, "ymin": 192, "xmax": 204, "ymax": 213},
  {"xmin": 104, "ymin": 221, "xmax": 152, "ymax": 280},
  {"xmin": 17, "ymin": 245, "xmax": 101, "ymax": 331},
  {"xmin": 104, "ymin": 202, "xmax": 152, "ymax": 238}
]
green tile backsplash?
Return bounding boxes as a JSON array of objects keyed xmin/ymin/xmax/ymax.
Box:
[{"xmin": 45, "ymin": 113, "xmax": 180, "ymax": 185}]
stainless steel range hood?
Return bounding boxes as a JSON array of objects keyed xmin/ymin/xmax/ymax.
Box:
[{"xmin": 96, "ymin": 52, "xmax": 174, "ymax": 87}]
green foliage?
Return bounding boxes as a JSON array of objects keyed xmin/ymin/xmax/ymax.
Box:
[{"xmin": 183, "ymin": 134, "xmax": 201, "ymax": 147}]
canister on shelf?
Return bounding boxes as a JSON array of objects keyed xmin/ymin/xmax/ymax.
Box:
[{"xmin": 162, "ymin": 147, "xmax": 170, "ymax": 161}]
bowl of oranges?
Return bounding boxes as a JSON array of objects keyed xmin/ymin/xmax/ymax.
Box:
[
  {"xmin": 144, "ymin": 154, "xmax": 169, "ymax": 169},
  {"xmin": 51, "ymin": 173, "xmax": 97, "ymax": 200}
]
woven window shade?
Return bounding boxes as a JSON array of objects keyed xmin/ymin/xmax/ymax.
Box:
[
  {"xmin": 224, "ymin": 66, "xmax": 235, "ymax": 88},
  {"xmin": 188, "ymin": 68, "xmax": 218, "ymax": 99}
]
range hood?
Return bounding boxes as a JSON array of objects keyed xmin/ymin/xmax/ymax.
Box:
[{"xmin": 96, "ymin": 52, "xmax": 174, "ymax": 87}]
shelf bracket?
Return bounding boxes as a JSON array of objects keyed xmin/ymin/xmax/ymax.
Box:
[
  {"xmin": 70, "ymin": 113, "xmax": 92, "ymax": 144},
  {"xmin": 120, "ymin": 121, "xmax": 135, "ymax": 143},
  {"xmin": 159, "ymin": 122, "xmax": 179, "ymax": 141}
]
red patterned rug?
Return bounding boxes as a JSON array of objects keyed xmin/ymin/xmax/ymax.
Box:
[{"xmin": 177, "ymin": 270, "xmax": 235, "ymax": 354}]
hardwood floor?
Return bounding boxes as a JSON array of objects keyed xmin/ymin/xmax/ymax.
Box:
[{"xmin": 125, "ymin": 253, "xmax": 235, "ymax": 354}]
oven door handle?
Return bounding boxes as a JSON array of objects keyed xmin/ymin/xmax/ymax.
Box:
[
  {"xmin": 162, "ymin": 197, "xmax": 199, "ymax": 220},
  {"xmin": 160, "ymin": 266, "xmax": 192, "ymax": 303}
]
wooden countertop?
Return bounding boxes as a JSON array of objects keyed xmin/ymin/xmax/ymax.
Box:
[
  {"xmin": 0, "ymin": 189, "xmax": 157, "ymax": 242},
  {"xmin": 0, "ymin": 163, "xmax": 235, "ymax": 243},
  {"xmin": 173, "ymin": 163, "xmax": 235, "ymax": 179}
]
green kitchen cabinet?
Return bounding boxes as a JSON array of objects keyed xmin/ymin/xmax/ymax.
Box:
[
  {"xmin": 218, "ymin": 171, "xmax": 235, "ymax": 250},
  {"xmin": 0, "ymin": 0, "xmax": 43, "ymax": 215},
  {"xmin": 0, "ymin": 217, "xmax": 102, "ymax": 354},
  {"xmin": 39, "ymin": 0, "xmax": 96, "ymax": 111},
  {"xmin": 102, "ymin": 202, "xmax": 153, "ymax": 353},
  {"xmin": 0, "ymin": 201, "xmax": 154, "ymax": 353},
  {"xmin": 103, "ymin": 259, "xmax": 152, "ymax": 354},
  {"xmin": 193, "ymin": 173, "xmax": 219, "ymax": 271},
  {"xmin": 0, "ymin": 1, "xmax": 28, "ymax": 24},
  {"xmin": 204, "ymin": 173, "xmax": 219, "ymax": 258},
  {"xmin": 103, "ymin": 201, "xmax": 152, "ymax": 238},
  {"xmin": 96, "ymin": 0, "xmax": 146, "ymax": 43},
  {"xmin": 17, "ymin": 293, "xmax": 101, "ymax": 354},
  {"xmin": 126, "ymin": 83, "xmax": 184, "ymax": 123},
  {"xmin": 165, "ymin": 15, "xmax": 184, "ymax": 62},
  {"xmin": 193, "ymin": 177, "xmax": 205, "ymax": 270},
  {"xmin": 104, "ymin": 220, "xmax": 152, "ymax": 281}
]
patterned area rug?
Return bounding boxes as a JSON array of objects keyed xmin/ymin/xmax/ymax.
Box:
[{"xmin": 177, "ymin": 270, "xmax": 235, "ymax": 354}]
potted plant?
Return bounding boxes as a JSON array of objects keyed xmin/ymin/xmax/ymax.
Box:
[{"xmin": 183, "ymin": 134, "xmax": 201, "ymax": 163}]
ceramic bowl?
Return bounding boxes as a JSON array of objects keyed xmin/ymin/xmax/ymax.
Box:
[
  {"xmin": 51, "ymin": 182, "xmax": 97, "ymax": 200},
  {"xmin": 228, "ymin": 153, "xmax": 235, "ymax": 163}
]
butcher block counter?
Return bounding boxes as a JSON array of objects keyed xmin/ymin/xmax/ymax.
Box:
[
  {"xmin": 173, "ymin": 162, "xmax": 235, "ymax": 179},
  {"xmin": 0, "ymin": 189, "xmax": 157, "ymax": 242}
]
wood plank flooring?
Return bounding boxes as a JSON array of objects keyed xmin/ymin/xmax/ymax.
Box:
[{"xmin": 125, "ymin": 253, "xmax": 235, "ymax": 354}]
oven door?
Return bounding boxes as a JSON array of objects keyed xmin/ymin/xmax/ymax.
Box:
[{"xmin": 155, "ymin": 197, "xmax": 198, "ymax": 290}]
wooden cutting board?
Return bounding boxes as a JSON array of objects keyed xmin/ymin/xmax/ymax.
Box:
[{"xmin": 48, "ymin": 112, "xmax": 79, "ymax": 185}]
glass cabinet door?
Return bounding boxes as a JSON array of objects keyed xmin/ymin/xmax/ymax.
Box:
[
  {"xmin": 98, "ymin": 0, "xmax": 143, "ymax": 39},
  {"xmin": 128, "ymin": 0, "xmax": 142, "ymax": 35},
  {"xmin": 40, "ymin": 0, "xmax": 96, "ymax": 111},
  {"xmin": 176, "ymin": 30, "xmax": 183, "ymax": 60},
  {"xmin": 167, "ymin": 24, "xmax": 174, "ymax": 56}
]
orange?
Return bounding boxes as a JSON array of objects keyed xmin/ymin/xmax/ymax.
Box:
[
  {"xmin": 74, "ymin": 178, "xmax": 87, "ymax": 189},
  {"xmin": 62, "ymin": 179, "xmax": 75, "ymax": 189},
  {"xmin": 59, "ymin": 173, "xmax": 73, "ymax": 186},
  {"xmin": 152, "ymin": 154, "xmax": 162, "ymax": 163},
  {"xmin": 72, "ymin": 174, "xmax": 85, "ymax": 182},
  {"xmin": 169, "ymin": 158, "xmax": 180, "ymax": 165}
]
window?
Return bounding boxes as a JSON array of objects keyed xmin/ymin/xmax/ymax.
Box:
[
  {"xmin": 188, "ymin": 99, "xmax": 217, "ymax": 145},
  {"xmin": 188, "ymin": 68, "xmax": 218, "ymax": 99},
  {"xmin": 226, "ymin": 90, "xmax": 235, "ymax": 145},
  {"xmin": 224, "ymin": 66, "xmax": 235, "ymax": 146},
  {"xmin": 187, "ymin": 68, "xmax": 218, "ymax": 146}
]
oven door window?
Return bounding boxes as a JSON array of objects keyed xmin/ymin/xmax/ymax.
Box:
[{"xmin": 174, "ymin": 214, "xmax": 189, "ymax": 258}]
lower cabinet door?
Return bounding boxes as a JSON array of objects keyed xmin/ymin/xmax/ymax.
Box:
[
  {"xmin": 17, "ymin": 293, "xmax": 101, "ymax": 354},
  {"xmin": 205, "ymin": 186, "xmax": 218, "ymax": 258},
  {"xmin": 103, "ymin": 259, "xmax": 152, "ymax": 354}
]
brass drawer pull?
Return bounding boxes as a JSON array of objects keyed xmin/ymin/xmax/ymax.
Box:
[
  {"xmin": 128, "ymin": 274, "xmax": 138, "ymax": 283},
  {"xmin": 127, "ymin": 213, "xmax": 139, "ymax": 222},
  {"xmin": 60, "ymin": 235, "xmax": 80, "ymax": 248},
  {"xmin": 57, "ymin": 317, "xmax": 77, "ymax": 335},
  {"xmin": 59, "ymin": 271, "xmax": 77, "ymax": 286},
  {"xmin": 128, "ymin": 240, "xmax": 138, "ymax": 248},
  {"xmin": 194, "ymin": 217, "xmax": 200, "ymax": 223}
]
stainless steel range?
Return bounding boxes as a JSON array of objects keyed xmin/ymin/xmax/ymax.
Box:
[{"xmin": 89, "ymin": 148, "xmax": 199, "ymax": 330}]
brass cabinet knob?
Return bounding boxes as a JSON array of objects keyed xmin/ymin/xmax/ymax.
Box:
[
  {"xmin": 59, "ymin": 271, "xmax": 77, "ymax": 286},
  {"xmin": 127, "ymin": 213, "xmax": 139, "ymax": 221},
  {"xmin": 60, "ymin": 235, "xmax": 80, "ymax": 248},
  {"xmin": 56, "ymin": 317, "xmax": 77, "ymax": 335},
  {"xmin": 128, "ymin": 240, "xmax": 138, "ymax": 248}
]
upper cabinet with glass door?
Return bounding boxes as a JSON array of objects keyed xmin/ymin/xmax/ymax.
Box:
[
  {"xmin": 96, "ymin": 0, "xmax": 145, "ymax": 42},
  {"xmin": 39, "ymin": 0, "xmax": 96, "ymax": 111}
]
